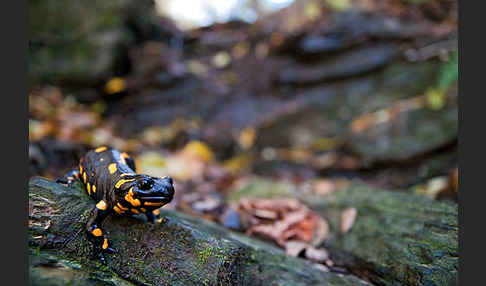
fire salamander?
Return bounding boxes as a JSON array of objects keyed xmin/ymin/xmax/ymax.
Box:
[{"xmin": 58, "ymin": 146, "xmax": 175, "ymax": 263}]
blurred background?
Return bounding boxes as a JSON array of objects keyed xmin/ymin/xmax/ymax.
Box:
[{"xmin": 29, "ymin": 0, "xmax": 458, "ymax": 266}]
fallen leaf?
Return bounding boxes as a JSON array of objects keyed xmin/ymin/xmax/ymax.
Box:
[
  {"xmin": 232, "ymin": 42, "xmax": 249, "ymax": 60},
  {"xmin": 186, "ymin": 60, "xmax": 208, "ymax": 77},
  {"xmin": 450, "ymin": 168, "xmax": 458, "ymax": 193},
  {"xmin": 311, "ymin": 152, "xmax": 338, "ymax": 169},
  {"xmin": 425, "ymin": 87, "xmax": 446, "ymax": 111},
  {"xmin": 238, "ymin": 198, "xmax": 328, "ymax": 246},
  {"xmin": 44, "ymin": 220, "xmax": 51, "ymax": 230},
  {"xmin": 285, "ymin": 240, "xmax": 307, "ymax": 257},
  {"xmin": 134, "ymin": 151, "xmax": 167, "ymax": 178},
  {"xmin": 105, "ymin": 77, "xmax": 126, "ymax": 94},
  {"xmin": 253, "ymin": 209, "xmax": 279, "ymax": 220},
  {"xmin": 311, "ymin": 216, "xmax": 329, "ymax": 246},
  {"xmin": 223, "ymin": 154, "xmax": 252, "ymax": 174},
  {"xmin": 305, "ymin": 247, "xmax": 329, "ymax": 263},
  {"xmin": 238, "ymin": 127, "xmax": 256, "ymax": 150},
  {"xmin": 341, "ymin": 207, "xmax": 357, "ymax": 233},
  {"xmin": 311, "ymin": 137, "xmax": 343, "ymax": 151},
  {"xmin": 192, "ymin": 196, "xmax": 221, "ymax": 212},
  {"xmin": 212, "ymin": 51, "xmax": 231, "ymax": 69},
  {"xmin": 181, "ymin": 140, "xmax": 214, "ymax": 163},
  {"xmin": 349, "ymin": 113, "xmax": 375, "ymax": 134},
  {"xmin": 270, "ymin": 33, "xmax": 284, "ymax": 47},
  {"xmin": 313, "ymin": 179, "xmax": 335, "ymax": 196},
  {"xmin": 255, "ymin": 42, "xmax": 269, "ymax": 59},
  {"xmin": 304, "ymin": 1, "xmax": 323, "ymax": 19}
]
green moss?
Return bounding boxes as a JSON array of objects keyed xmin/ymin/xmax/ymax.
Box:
[
  {"xmin": 437, "ymin": 50, "xmax": 458, "ymax": 91},
  {"xmin": 196, "ymin": 245, "xmax": 225, "ymax": 266},
  {"xmin": 228, "ymin": 178, "xmax": 296, "ymax": 202}
]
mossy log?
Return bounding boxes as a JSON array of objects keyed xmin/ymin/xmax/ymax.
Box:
[
  {"xmin": 230, "ymin": 179, "xmax": 458, "ymax": 286},
  {"xmin": 29, "ymin": 177, "xmax": 372, "ymax": 286}
]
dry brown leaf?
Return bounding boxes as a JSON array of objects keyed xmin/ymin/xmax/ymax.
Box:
[
  {"xmin": 232, "ymin": 42, "xmax": 249, "ymax": 60},
  {"xmin": 349, "ymin": 113, "xmax": 375, "ymax": 134},
  {"xmin": 305, "ymin": 247, "xmax": 329, "ymax": 263},
  {"xmin": 104, "ymin": 77, "xmax": 126, "ymax": 94},
  {"xmin": 311, "ymin": 216, "xmax": 329, "ymax": 247},
  {"xmin": 238, "ymin": 127, "xmax": 256, "ymax": 150},
  {"xmin": 312, "ymin": 179, "xmax": 335, "ymax": 196},
  {"xmin": 192, "ymin": 196, "xmax": 221, "ymax": 212},
  {"xmin": 450, "ymin": 168, "xmax": 458, "ymax": 193},
  {"xmin": 341, "ymin": 207, "xmax": 357, "ymax": 233},
  {"xmin": 311, "ymin": 152, "xmax": 338, "ymax": 169},
  {"xmin": 253, "ymin": 209, "xmax": 279, "ymax": 220},
  {"xmin": 181, "ymin": 140, "xmax": 214, "ymax": 163},
  {"xmin": 285, "ymin": 240, "xmax": 308, "ymax": 257},
  {"xmin": 337, "ymin": 156, "xmax": 360, "ymax": 170},
  {"xmin": 238, "ymin": 198, "xmax": 328, "ymax": 247}
]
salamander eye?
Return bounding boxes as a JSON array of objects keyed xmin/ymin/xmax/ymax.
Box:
[{"xmin": 137, "ymin": 178, "xmax": 154, "ymax": 190}]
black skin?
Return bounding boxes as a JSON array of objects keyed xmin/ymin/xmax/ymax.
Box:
[{"xmin": 58, "ymin": 147, "xmax": 175, "ymax": 264}]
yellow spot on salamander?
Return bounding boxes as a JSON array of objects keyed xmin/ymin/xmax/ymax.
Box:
[
  {"xmin": 131, "ymin": 209, "xmax": 140, "ymax": 214},
  {"xmin": 153, "ymin": 209, "xmax": 160, "ymax": 215},
  {"xmin": 140, "ymin": 208, "xmax": 147, "ymax": 212},
  {"xmin": 108, "ymin": 163, "xmax": 117, "ymax": 174},
  {"xmin": 83, "ymin": 172, "xmax": 87, "ymax": 184},
  {"xmin": 96, "ymin": 200, "xmax": 107, "ymax": 210},
  {"xmin": 120, "ymin": 173, "xmax": 132, "ymax": 177},
  {"xmin": 92, "ymin": 185, "xmax": 96, "ymax": 193},
  {"xmin": 86, "ymin": 183, "xmax": 91, "ymax": 195},
  {"xmin": 117, "ymin": 203, "xmax": 129, "ymax": 211},
  {"xmin": 144, "ymin": 202, "xmax": 164, "ymax": 207},
  {"xmin": 126, "ymin": 197, "xmax": 141, "ymax": 207},
  {"xmin": 115, "ymin": 178, "xmax": 135, "ymax": 189},
  {"xmin": 74, "ymin": 173, "xmax": 79, "ymax": 179},
  {"xmin": 125, "ymin": 188, "xmax": 141, "ymax": 207},
  {"xmin": 92, "ymin": 228, "xmax": 102, "ymax": 237},
  {"xmin": 102, "ymin": 238, "xmax": 108, "ymax": 250},
  {"xmin": 113, "ymin": 206, "xmax": 124, "ymax": 214},
  {"xmin": 120, "ymin": 152, "xmax": 130, "ymax": 165},
  {"xmin": 79, "ymin": 165, "xmax": 83, "ymax": 174},
  {"xmin": 95, "ymin": 146, "xmax": 107, "ymax": 153}
]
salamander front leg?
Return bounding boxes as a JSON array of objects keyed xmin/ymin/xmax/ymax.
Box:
[
  {"xmin": 86, "ymin": 203, "xmax": 115, "ymax": 264},
  {"xmin": 146, "ymin": 208, "xmax": 163, "ymax": 223}
]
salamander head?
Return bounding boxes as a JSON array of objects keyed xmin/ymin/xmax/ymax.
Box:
[{"xmin": 131, "ymin": 175, "xmax": 175, "ymax": 206}]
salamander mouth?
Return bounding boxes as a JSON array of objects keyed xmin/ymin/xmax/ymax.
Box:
[
  {"xmin": 140, "ymin": 196, "xmax": 170, "ymax": 201},
  {"xmin": 137, "ymin": 195, "xmax": 174, "ymax": 205}
]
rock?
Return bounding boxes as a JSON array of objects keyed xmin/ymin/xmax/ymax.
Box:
[
  {"xmin": 29, "ymin": 250, "xmax": 135, "ymax": 286},
  {"xmin": 297, "ymin": 11, "xmax": 431, "ymax": 57},
  {"xmin": 279, "ymin": 44, "xmax": 398, "ymax": 86},
  {"xmin": 345, "ymin": 86, "xmax": 458, "ymax": 165},
  {"xmin": 229, "ymin": 178, "xmax": 458, "ymax": 286},
  {"xmin": 29, "ymin": 177, "xmax": 371, "ymax": 286},
  {"xmin": 257, "ymin": 60, "xmax": 443, "ymax": 150},
  {"xmin": 29, "ymin": 0, "xmax": 178, "ymax": 85}
]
